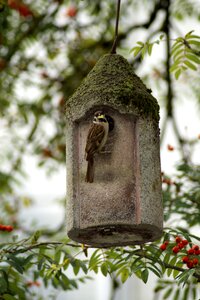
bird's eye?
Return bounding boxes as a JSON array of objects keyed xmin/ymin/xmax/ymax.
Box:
[{"xmin": 98, "ymin": 117, "xmax": 106, "ymax": 122}]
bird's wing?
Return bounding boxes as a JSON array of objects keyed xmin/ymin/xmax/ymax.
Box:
[{"xmin": 85, "ymin": 124, "xmax": 105, "ymax": 158}]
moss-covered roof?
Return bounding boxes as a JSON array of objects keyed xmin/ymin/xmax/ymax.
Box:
[{"xmin": 66, "ymin": 54, "xmax": 159, "ymax": 122}]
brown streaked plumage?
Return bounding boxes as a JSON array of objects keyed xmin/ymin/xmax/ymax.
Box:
[{"xmin": 85, "ymin": 112, "xmax": 109, "ymax": 183}]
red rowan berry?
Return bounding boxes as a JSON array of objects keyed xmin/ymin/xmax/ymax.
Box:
[
  {"xmin": 0, "ymin": 225, "xmax": 7, "ymax": 231},
  {"xmin": 160, "ymin": 244, "xmax": 167, "ymax": 251},
  {"xmin": 18, "ymin": 4, "xmax": 32, "ymax": 17},
  {"xmin": 26, "ymin": 280, "xmax": 41, "ymax": 287},
  {"xmin": 187, "ymin": 248, "xmax": 195, "ymax": 255},
  {"xmin": 178, "ymin": 242, "xmax": 185, "ymax": 250},
  {"xmin": 192, "ymin": 258, "xmax": 199, "ymax": 265},
  {"xmin": 0, "ymin": 224, "xmax": 14, "ymax": 232},
  {"xmin": 167, "ymin": 144, "xmax": 174, "ymax": 151},
  {"xmin": 34, "ymin": 281, "xmax": 41, "ymax": 287},
  {"xmin": 66, "ymin": 6, "xmax": 77, "ymax": 17},
  {"xmin": 182, "ymin": 240, "xmax": 188, "ymax": 246},
  {"xmin": 182, "ymin": 256, "xmax": 189, "ymax": 264},
  {"xmin": 175, "ymin": 236, "xmax": 182, "ymax": 244},
  {"xmin": 195, "ymin": 249, "xmax": 200, "ymax": 255},
  {"xmin": 6, "ymin": 225, "xmax": 14, "ymax": 232},
  {"xmin": 164, "ymin": 240, "xmax": 169, "ymax": 246},
  {"xmin": 8, "ymin": 1, "xmax": 32, "ymax": 17},
  {"xmin": 192, "ymin": 245, "xmax": 199, "ymax": 251},
  {"xmin": 172, "ymin": 246, "xmax": 180, "ymax": 254},
  {"xmin": 8, "ymin": 0, "xmax": 19, "ymax": 9},
  {"xmin": 187, "ymin": 261, "xmax": 194, "ymax": 269}
]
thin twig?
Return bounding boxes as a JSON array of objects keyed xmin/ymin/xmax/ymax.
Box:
[{"xmin": 0, "ymin": 241, "xmax": 81, "ymax": 255}]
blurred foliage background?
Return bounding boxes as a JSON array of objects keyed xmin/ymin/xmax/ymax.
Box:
[{"xmin": 0, "ymin": 0, "xmax": 200, "ymax": 299}]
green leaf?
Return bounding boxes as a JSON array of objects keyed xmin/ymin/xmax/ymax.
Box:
[
  {"xmin": 89, "ymin": 249, "xmax": 102, "ymax": 270},
  {"xmin": 23, "ymin": 254, "xmax": 36, "ymax": 267},
  {"xmin": 141, "ymin": 44, "xmax": 147, "ymax": 59},
  {"xmin": 70, "ymin": 279, "xmax": 78, "ymax": 289},
  {"xmin": 160, "ymin": 34, "xmax": 164, "ymax": 40},
  {"xmin": 101, "ymin": 262, "xmax": 108, "ymax": 277},
  {"xmin": 185, "ymin": 54, "xmax": 200, "ymax": 64},
  {"xmin": 183, "ymin": 287, "xmax": 189, "ymax": 300},
  {"xmin": 38, "ymin": 257, "xmax": 45, "ymax": 271},
  {"xmin": 79, "ymin": 261, "xmax": 88, "ymax": 274},
  {"xmin": 169, "ymin": 256, "xmax": 177, "ymax": 267},
  {"xmin": 173, "ymin": 289, "xmax": 180, "ymax": 300},
  {"xmin": 188, "ymin": 40, "xmax": 200, "ymax": 47},
  {"xmin": 52, "ymin": 276, "xmax": 59, "ymax": 288},
  {"xmin": 173, "ymin": 268, "xmax": 181, "ymax": 278},
  {"xmin": 176, "ymin": 269, "xmax": 195, "ymax": 285},
  {"xmin": 154, "ymin": 285, "xmax": 165, "ymax": 293},
  {"xmin": 184, "ymin": 60, "xmax": 197, "ymax": 71},
  {"xmin": 173, "ymin": 49, "xmax": 184, "ymax": 62},
  {"xmin": 170, "ymin": 62, "xmax": 180, "ymax": 73},
  {"xmin": 2, "ymin": 295, "xmax": 16, "ymax": 300},
  {"xmin": 141, "ymin": 269, "xmax": 149, "ymax": 283},
  {"xmin": 73, "ymin": 260, "xmax": 80, "ymax": 276},
  {"xmin": 163, "ymin": 287, "xmax": 173, "ymax": 299},
  {"xmin": 175, "ymin": 69, "xmax": 181, "ymax": 80},
  {"xmin": 8, "ymin": 283, "xmax": 26, "ymax": 300},
  {"xmin": 6, "ymin": 256, "xmax": 24, "ymax": 274},
  {"xmin": 171, "ymin": 42, "xmax": 183, "ymax": 56},
  {"xmin": 92, "ymin": 265, "xmax": 98, "ymax": 274},
  {"xmin": 185, "ymin": 30, "xmax": 194, "ymax": 38},
  {"xmin": 192, "ymin": 286, "xmax": 196, "ymax": 299},
  {"xmin": 61, "ymin": 274, "xmax": 69, "ymax": 289},
  {"xmin": 130, "ymin": 257, "xmax": 142, "ymax": 270},
  {"xmin": 54, "ymin": 249, "xmax": 62, "ymax": 263},
  {"xmin": 130, "ymin": 46, "xmax": 142, "ymax": 57},
  {"xmin": 31, "ymin": 230, "xmax": 41, "ymax": 244},
  {"xmin": 163, "ymin": 253, "xmax": 171, "ymax": 264},
  {"xmin": 0, "ymin": 275, "xmax": 8, "ymax": 293},
  {"xmin": 186, "ymin": 35, "xmax": 200, "ymax": 40},
  {"xmin": 137, "ymin": 41, "xmax": 144, "ymax": 46},
  {"xmin": 167, "ymin": 268, "xmax": 173, "ymax": 277},
  {"xmin": 176, "ymin": 37, "xmax": 184, "ymax": 43},
  {"xmin": 147, "ymin": 266, "xmax": 161, "ymax": 278},
  {"xmin": 120, "ymin": 268, "xmax": 129, "ymax": 283},
  {"xmin": 147, "ymin": 43, "xmax": 153, "ymax": 55}
]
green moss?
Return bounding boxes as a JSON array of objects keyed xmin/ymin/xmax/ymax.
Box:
[{"xmin": 67, "ymin": 54, "xmax": 160, "ymax": 122}]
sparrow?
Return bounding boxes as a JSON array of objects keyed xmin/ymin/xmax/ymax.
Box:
[{"xmin": 85, "ymin": 111, "xmax": 109, "ymax": 183}]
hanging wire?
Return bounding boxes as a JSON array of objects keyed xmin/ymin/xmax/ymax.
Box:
[{"xmin": 110, "ymin": 0, "xmax": 121, "ymax": 54}]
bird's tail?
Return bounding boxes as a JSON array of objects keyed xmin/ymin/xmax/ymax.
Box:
[{"xmin": 85, "ymin": 156, "xmax": 94, "ymax": 183}]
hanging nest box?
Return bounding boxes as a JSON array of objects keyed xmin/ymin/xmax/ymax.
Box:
[{"xmin": 66, "ymin": 54, "xmax": 163, "ymax": 247}]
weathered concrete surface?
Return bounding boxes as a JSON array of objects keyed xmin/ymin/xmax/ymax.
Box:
[{"xmin": 66, "ymin": 54, "xmax": 163, "ymax": 247}]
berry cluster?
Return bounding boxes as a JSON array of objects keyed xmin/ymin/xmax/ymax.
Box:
[
  {"xmin": 65, "ymin": 5, "xmax": 77, "ymax": 18},
  {"xmin": 0, "ymin": 224, "xmax": 14, "ymax": 232},
  {"xmin": 160, "ymin": 236, "xmax": 200, "ymax": 269},
  {"xmin": 8, "ymin": 0, "xmax": 33, "ymax": 17},
  {"xmin": 26, "ymin": 281, "xmax": 41, "ymax": 287}
]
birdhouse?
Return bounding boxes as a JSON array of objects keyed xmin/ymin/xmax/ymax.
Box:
[{"xmin": 66, "ymin": 54, "xmax": 163, "ymax": 247}]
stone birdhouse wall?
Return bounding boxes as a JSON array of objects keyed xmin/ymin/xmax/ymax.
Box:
[{"xmin": 66, "ymin": 54, "xmax": 163, "ymax": 247}]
